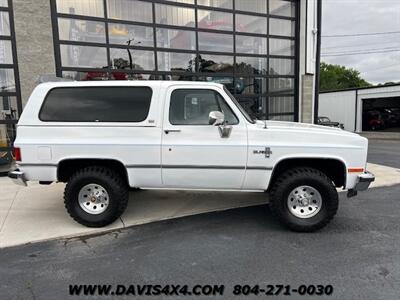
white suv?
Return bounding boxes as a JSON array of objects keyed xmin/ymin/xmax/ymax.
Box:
[{"xmin": 9, "ymin": 81, "xmax": 374, "ymax": 231}]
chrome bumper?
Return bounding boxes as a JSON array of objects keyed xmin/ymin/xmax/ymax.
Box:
[
  {"xmin": 347, "ymin": 171, "xmax": 375, "ymax": 197},
  {"xmin": 355, "ymin": 171, "xmax": 375, "ymax": 191},
  {"xmin": 8, "ymin": 169, "xmax": 27, "ymax": 186}
]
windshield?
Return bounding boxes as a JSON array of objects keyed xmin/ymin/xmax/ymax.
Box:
[{"xmin": 223, "ymin": 86, "xmax": 256, "ymax": 124}]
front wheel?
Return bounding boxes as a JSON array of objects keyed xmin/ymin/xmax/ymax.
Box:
[
  {"xmin": 64, "ymin": 166, "xmax": 129, "ymax": 227},
  {"xmin": 269, "ymin": 167, "xmax": 338, "ymax": 232}
]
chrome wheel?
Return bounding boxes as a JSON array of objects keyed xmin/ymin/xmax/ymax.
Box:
[
  {"xmin": 287, "ymin": 185, "xmax": 322, "ymax": 219},
  {"xmin": 78, "ymin": 183, "xmax": 109, "ymax": 215}
]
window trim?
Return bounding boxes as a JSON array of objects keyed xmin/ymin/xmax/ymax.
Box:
[
  {"xmin": 223, "ymin": 86, "xmax": 255, "ymax": 124},
  {"xmin": 38, "ymin": 86, "xmax": 153, "ymax": 123},
  {"xmin": 168, "ymin": 88, "xmax": 239, "ymax": 126}
]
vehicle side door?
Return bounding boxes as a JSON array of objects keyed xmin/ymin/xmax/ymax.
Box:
[{"xmin": 161, "ymin": 85, "xmax": 248, "ymax": 189}]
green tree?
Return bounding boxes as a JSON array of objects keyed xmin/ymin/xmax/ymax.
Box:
[{"xmin": 319, "ymin": 62, "xmax": 371, "ymax": 92}]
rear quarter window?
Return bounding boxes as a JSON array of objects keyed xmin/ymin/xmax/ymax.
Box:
[{"xmin": 39, "ymin": 86, "xmax": 152, "ymax": 122}]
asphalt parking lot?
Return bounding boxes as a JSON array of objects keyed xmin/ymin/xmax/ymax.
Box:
[
  {"xmin": 0, "ymin": 139, "xmax": 399, "ymax": 299},
  {"xmin": 1, "ymin": 185, "xmax": 400, "ymax": 299},
  {"xmin": 368, "ymin": 139, "xmax": 400, "ymax": 169}
]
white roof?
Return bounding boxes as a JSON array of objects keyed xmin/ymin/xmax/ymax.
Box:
[
  {"xmin": 19, "ymin": 80, "xmax": 226, "ymax": 126},
  {"xmin": 36, "ymin": 80, "xmax": 224, "ymax": 89}
]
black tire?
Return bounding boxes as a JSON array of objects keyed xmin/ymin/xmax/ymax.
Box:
[
  {"xmin": 269, "ymin": 167, "xmax": 338, "ymax": 232},
  {"xmin": 64, "ymin": 166, "xmax": 129, "ymax": 227}
]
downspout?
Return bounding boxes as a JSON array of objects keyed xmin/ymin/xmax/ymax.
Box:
[{"xmin": 313, "ymin": 0, "xmax": 322, "ymax": 124}]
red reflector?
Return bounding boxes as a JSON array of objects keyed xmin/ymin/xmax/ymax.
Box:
[
  {"xmin": 348, "ymin": 168, "xmax": 364, "ymax": 173},
  {"xmin": 13, "ymin": 147, "xmax": 21, "ymax": 161}
]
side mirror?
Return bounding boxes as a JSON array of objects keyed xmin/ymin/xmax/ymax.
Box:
[{"xmin": 209, "ymin": 111, "xmax": 225, "ymax": 126}]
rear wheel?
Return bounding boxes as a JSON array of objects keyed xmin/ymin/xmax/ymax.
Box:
[
  {"xmin": 64, "ymin": 166, "xmax": 129, "ymax": 227},
  {"xmin": 269, "ymin": 167, "xmax": 338, "ymax": 232}
]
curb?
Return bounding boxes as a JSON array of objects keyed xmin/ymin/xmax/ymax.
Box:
[{"xmin": 360, "ymin": 133, "xmax": 400, "ymax": 141}]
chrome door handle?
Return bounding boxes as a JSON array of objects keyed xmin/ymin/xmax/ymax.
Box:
[{"xmin": 164, "ymin": 129, "xmax": 181, "ymax": 134}]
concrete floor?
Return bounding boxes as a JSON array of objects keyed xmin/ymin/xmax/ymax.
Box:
[
  {"xmin": 0, "ymin": 161, "xmax": 14, "ymax": 176},
  {"xmin": 0, "ymin": 180, "xmax": 267, "ymax": 248}
]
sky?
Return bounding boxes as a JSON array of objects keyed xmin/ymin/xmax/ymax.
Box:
[{"xmin": 321, "ymin": 0, "xmax": 400, "ymax": 84}]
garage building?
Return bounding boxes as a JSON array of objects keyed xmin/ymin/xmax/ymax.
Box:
[{"xmin": 319, "ymin": 84, "xmax": 400, "ymax": 133}]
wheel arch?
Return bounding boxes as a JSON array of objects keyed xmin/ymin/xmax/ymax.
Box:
[
  {"xmin": 57, "ymin": 158, "xmax": 129, "ymax": 185},
  {"xmin": 267, "ymin": 156, "xmax": 347, "ymax": 190}
]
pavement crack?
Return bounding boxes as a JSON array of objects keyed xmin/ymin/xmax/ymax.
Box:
[
  {"xmin": 79, "ymin": 237, "xmax": 96, "ymax": 254},
  {"xmin": 26, "ymin": 282, "xmax": 36, "ymax": 300},
  {"xmin": 0, "ymin": 190, "xmax": 19, "ymax": 234},
  {"xmin": 378, "ymin": 266, "xmax": 390, "ymax": 278},
  {"xmin": 120, "ymin": 216, "xmax": 126, "ymax": 228}
]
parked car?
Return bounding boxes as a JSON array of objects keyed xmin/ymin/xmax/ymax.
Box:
[
  {"xmin": 379, "ymin": 108, "xmax": 399, "ymax": 127},
  {"xmin": 376, "ymin": 108, "xmax": 397, "ymax": 128},
  {"xmin": 317, "ymin": 116, "xmax": 344, "ymax": 129},
  {"xmin": 8, "ymin": 81, "xmax": 374, "ymax": 232},
  {"xmin": 390, "ymin": 108, "xmax": 400, "ymax": 125},
  {"xmin": 363, "ymin": 110, "xmax": 385, "ymax": 131}
]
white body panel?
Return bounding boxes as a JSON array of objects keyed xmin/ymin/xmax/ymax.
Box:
[
  {"xmin": 161, "ymin": 84, "xmax": 248, "ymax": 189},
  {"xmin": 15, "ymin": 81, "xmax": 369, "ymax": 191},
  {"xmin": 319, "ymin": 90, "xmax": 357, "ymax": 132}
]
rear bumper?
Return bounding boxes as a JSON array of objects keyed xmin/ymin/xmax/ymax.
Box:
[
  {"xmin": 347, "ymin": 171, "xmax": 375, "ymax": 197},
  {"xmin": 8, "ymin": 169, "xmax": 27, "ymax": 186}
]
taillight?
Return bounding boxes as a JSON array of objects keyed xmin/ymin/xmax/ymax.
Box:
[{"xmin": 13, "ymin": 147, "xmax": 21, "ymax": 161}]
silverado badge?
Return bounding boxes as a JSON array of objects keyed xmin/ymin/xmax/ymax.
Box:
[{"xmin": 253, "ymin": 147, "xmax": 272, "ymax": 158}]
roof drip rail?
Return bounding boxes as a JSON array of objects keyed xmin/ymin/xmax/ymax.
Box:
[{"xmin": 36, "ymin": 74, "xmax": 74, "ymax": 84}]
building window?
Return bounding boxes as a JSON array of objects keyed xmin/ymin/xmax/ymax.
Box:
[
  {"xmin": 51, "ymin": 0, "xmax": 298, "ymax": 121},
  {"xmin": 236, "ymin": 0, "xmax": 267, "ymax": 14},
  {"xmin": 156, "ymin": 28, "xmax": 195, "ymax": 50},
  {"xmin": 109, "ymin": 23, "xmax": 154, "ymax": 47},
  {"xmin": 197, "ymin": 9, "xmax": 233, "ymax": 31},
  {"xmin": 56, "ymin": 0, "xmax": 105, "ymax": 17},
  {"xmin": 0, "ymin": 0, "xmax": 22, "ymax": 170},
  {"xmin": 155, "ymin": 4, "xmax": 195, "ymax": 27},
  {"xmin": 236, "ymin": 35, "xmax": 268, "ymax": 55},
  {"xmin": 198, "ymin": 32, "xmax": 233, "ymax": 52},
  {"xmin": 107, "ymin": 0, "xmax": 153, "ymax": 23},
  {"xmin": 157, "ymin": 51, "xmax": 196, "ymax": 72},
  {"xmin": 270, "ymin": 0, "xmax": 295, "ymax": 17},
  {"xmin": 235, "ymin": 14, "xmax": 267, "ymax": 35},
  {"xmin": 58, "ymin": 18, "xmax": 107, "ymax": 43},
  {"xmin": 197, "ymin": 0, "xmax": 233, "ymax": 9}
]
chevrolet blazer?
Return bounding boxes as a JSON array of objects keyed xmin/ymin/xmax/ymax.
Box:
[{"xmin": 8, "ymin": 81, "xmax": 374, "ymax": 231}]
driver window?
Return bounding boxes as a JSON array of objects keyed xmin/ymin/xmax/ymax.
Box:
[{"xmin": 169, "ymin": 89, "xmax": 239, "ymax": 125}]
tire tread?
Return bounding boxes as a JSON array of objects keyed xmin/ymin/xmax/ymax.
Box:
[
  {"xmin": 269, "ymin": 167, "xmax": 338, "ymax": 232},
  {"xmin": 64, "ymin": 166, "xmax": 128, "ymax": 227}
]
